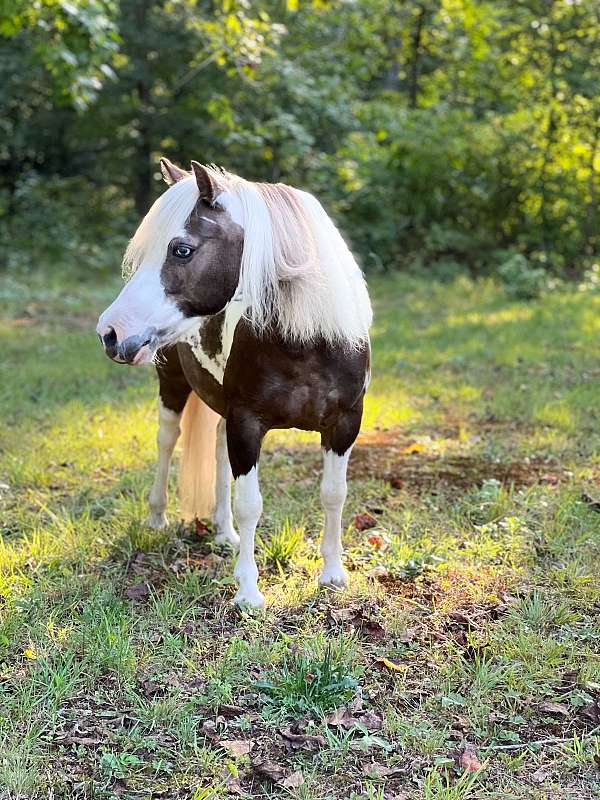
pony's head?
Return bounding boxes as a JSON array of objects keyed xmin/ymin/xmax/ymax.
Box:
[
  {"xmin": 97, "ymin": 159, "xmax": 244, "ymax": 364},
  {"xmin": 97, "ymin": 157, "xmax": 371, "ymax": 364}
]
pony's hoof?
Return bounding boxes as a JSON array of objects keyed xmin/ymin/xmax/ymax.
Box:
[
  {"xmin": 318, "ymin": 566, "xmax": 348, "ymax": 590},
  {"xmin": 215, "ymin": 529, "xmax": 240, "ymax": 550},
  {"xmin": 234, "ymin": 588, "xmax": 265, "ymax": 609},
  {"xmin": 146, "ymin": 511, "xmax": 169, "ymax": 529}
]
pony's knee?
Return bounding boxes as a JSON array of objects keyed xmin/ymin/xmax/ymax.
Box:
[
  {"xmin": 157, "ymin": 405, "xmax": 181, "ymax": 449},
  {"xmin": 320, "ymin": 479, "xmax": 346, "ymax": 511}
]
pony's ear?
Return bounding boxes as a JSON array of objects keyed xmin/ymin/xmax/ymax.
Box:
[
  {"xmin": 159, "ymin": 157, "xmax": 188, "ymax": 185},
  {"xmin": 191, "ymin": 161, "xmax": 220, "ymax": 205}
]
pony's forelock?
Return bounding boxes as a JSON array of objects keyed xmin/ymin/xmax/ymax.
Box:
[{"xmin": 122, "ymin": 175, "xmax": 200, "ymax": 278}]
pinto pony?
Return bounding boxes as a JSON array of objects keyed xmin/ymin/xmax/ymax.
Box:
[{"xmin": 97, "ymin": 159, "xmax": 372, "ymax": 607}]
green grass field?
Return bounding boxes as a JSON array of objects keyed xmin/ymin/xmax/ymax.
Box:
[{"xmin": 1, "ymin": 270, "xmax": 599, "ymax": 799}]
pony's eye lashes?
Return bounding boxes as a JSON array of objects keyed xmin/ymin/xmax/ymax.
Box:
[{"xmin": 172, "ymin": 244, "xmax": 194, "ymax": 258}]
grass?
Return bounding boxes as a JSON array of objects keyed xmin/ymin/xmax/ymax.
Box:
[{"xmin": 0, "ymin": 267, "xmax": 599, "ymax": 798}]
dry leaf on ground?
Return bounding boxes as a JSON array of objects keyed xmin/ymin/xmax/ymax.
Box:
[
  {"xmin": 280, "ymin": 726, "xmax": 326, "ymax": 751},
  {"xmin": 374, "ymin": 656, "xmax": 405, "ymax": 673},
  {"xmin": 354, "ymin": 512, "xmax": 377, "ymax": 531},
  {"xmin": 538, "ymin": 701, "xmax": 569, "ymax": 717},
  {"xmin": 125, "ymin": 582, "xmax": 150, "ymax": 600},
  {"xmin": 458, "ymin": 743, "xmax": 482, "ymax": 772},
  {"xmin": 220, "ymin": 739, "xmax": 254, "ymax": 756},
  {"xmin": 253, "ymin": 761, "xmax": 304, "ymax": 789}
]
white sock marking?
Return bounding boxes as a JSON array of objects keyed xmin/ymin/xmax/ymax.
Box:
[
  {"xmin": 213, "ymin": 418, "xmax": 239, "ymax": 548},
  {"xmin": 233, "ymin": 467, "xmax": 264, "ymax": 608},
  {"xmin": 319, "ymin": 448, "xmax": 351, "ymax": 588}
]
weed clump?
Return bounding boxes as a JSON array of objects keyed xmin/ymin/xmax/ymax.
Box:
[{"xmin": 256, "ymin": 640, "xmax": 358, "ymax": 715}]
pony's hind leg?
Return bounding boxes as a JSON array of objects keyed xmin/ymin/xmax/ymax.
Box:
[
  {"xmin": 319, "ymin": 408, "xmax": 362, "ymax": 589},
  {"xmin": 213, "ymin": 417, "xmax": 239, "ymax": 548},
  {"xmin": 147, "ymin": 349, "xmax": 191, "ymax": 529},
  {"xmin": 227, "ymin": 409, "xmax": 265, "ymax": 608}
]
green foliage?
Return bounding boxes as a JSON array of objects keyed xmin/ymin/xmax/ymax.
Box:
[
  {"xmin": 256, "ymin": 640, "xmax": 358, "ymax": 715},
  {"xmin": 257, "ymin": 517, "xmax": 304, "ymax": 571},
  {"xmin": 497, "ymin": 253, "xmax": 549, "ymax": 300},
  {"xmin": 0, "ymin": 0, "xmax": 597, "ymax": 278}
]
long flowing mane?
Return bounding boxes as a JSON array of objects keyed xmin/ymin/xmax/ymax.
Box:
[{"xmin": 122, "ymin": 167, "xmax": 372, "ymax": 348}]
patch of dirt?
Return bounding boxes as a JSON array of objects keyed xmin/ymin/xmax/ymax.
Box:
[{"xmin": 348, "ymin": 426, "xmax": 570, "ymax": 494}]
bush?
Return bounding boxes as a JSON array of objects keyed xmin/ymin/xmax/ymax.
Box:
[
  {"xmin": 0, "ymin": 174, "xmax": 131, "ymax": 278},
  {"xmin": 497, "ymin": 252, "xmax": 549, "ymax": 300}
]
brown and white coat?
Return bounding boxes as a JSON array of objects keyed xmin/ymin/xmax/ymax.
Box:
[{"xmin": 97, "ymin": 159, "xmax": 372, "ymax": 607}]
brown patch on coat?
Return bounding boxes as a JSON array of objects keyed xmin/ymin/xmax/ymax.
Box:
[
  {"xmin": 160, "ymin": 204, "xmax": 243, "ymax": 318},
  {"xmin": 200, "ymin": 310, "xmax": 225, "ymax": 359}
]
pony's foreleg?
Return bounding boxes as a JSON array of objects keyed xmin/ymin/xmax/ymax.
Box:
[
  {"xmin": 318, "ymin": 448, "xmax": 351, "ymax": 588},
  {"xmin": 213, "ymin": 417, "xmax": 239, "ymax": 549},
  {"xmin": 227, "ymin": 411, "xmax": 265, "ymax": 608},
  {"xmin": 147, "ymin": 400, "xmax": 182, "ymax": 529}
]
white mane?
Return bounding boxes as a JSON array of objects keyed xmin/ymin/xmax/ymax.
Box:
[{"xmin": 122, "ymin": 167, "xmax": 372, "ymax": 348}]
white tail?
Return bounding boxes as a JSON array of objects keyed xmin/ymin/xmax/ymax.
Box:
[{"xmin": 178, "ymin": 392, "xmax": 220, "ymax": 521}]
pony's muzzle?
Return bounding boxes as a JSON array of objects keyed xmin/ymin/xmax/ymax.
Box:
[
  {"xmin": 97, "ymin": 325, "xmax": 155, "ymax": 365},
  {"xmin": 98, "ymin": 326, "xmax": 119, "ymax": 359}
]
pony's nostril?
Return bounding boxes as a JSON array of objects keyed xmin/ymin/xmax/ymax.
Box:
[{"xmin": 102, "ymin": 327, "xmax": 118, "ymax": 350}]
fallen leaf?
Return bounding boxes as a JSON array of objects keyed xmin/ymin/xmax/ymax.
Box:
[
  {"xmin": 374, "ymin": 656, "xmax": 405, "ymax": 673},
  {"xmin": 253, "ymin": 760, "xmax": 304, "ymax": 788},
  {"xmin": 458, "ymin": 743, "xmax": 481, "ymax": 773},
  {"xmin": 531, "ymin": 766, "xmax": 551, "ymax": 784},
  {"xmin": 580, "ymin": 700, "xmax": 600, "ymax": 725},
  {"xmin": 401, "ymin": 442, "xmax": 425, "ymax": 455},
  {"xmin": 541, "ymin": 473, "xmax": 559, "ymax": 486},
  {"xmin": 280, "ymin": 727, "xmax": 326, "ymax": 751},
  {"xmin": 125, "ymin": 582, "xmax": 150, "ymax": 601},
  {"xmin": 538, "ymin": 701, "xmax": 569, "ymax": 717},
  {"xmin": 388, "ymin": 476, "xmax": 403, "ymax": 489},
  {"xmin": 367, "ymin": 533, "xmax": 385, "ymax": 549},
  {"xmin": 281, "ymin": 771, "xmax": 304, "ymax": 789},
  {"xmin": 367, "ymin": 566, "xmax": 389, "ymax": 579},
  {"xmin": 358, "ymin": 710, "xmax": 383, "ymax": 731},
  {"xmin": 363, "ymin": 762, "xmax": 405, "ymax": 779},
  {"xmin": 195, "ymin": 518, "xmax": 210, "ymax": 535},
  {"xmin": 220, "ymin": 739, "xmax": 254, "ymax": 756},
  {"xmin": 354, "ymin": 512, "xmax": 377, "ymax": 531},
  {"xmin": 581, "ymin": 492, "xmax": 600, "ymax": 512}
]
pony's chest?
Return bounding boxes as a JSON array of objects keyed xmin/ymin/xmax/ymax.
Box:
[{"xmin": 183, "ymin": 299, "xmax": 244, "ymax": 384}]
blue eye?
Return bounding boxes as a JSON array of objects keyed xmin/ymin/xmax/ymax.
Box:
[{"xmin": 172, "ymin": 243, "xmax": 194, "ymax": 259}]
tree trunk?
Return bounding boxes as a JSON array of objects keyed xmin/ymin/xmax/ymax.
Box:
[
  {"xmin": 584, "ymin": 110, "xmax": 599, "ymax": 254},
  {"xmin": 128, "ymin": 0, "xmax": 154, "ymax": 216},
  {"xmin": 408, "ymin": 5, "xmax": 427, "ymax": 109}
]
